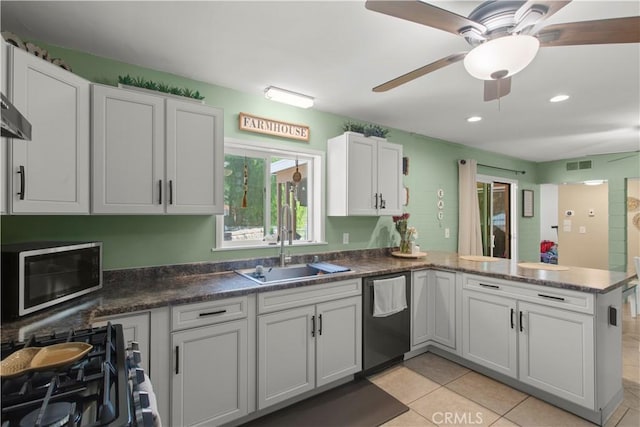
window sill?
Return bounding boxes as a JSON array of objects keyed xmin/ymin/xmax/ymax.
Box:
[{"xmin": 211, "ymin": 241, "xmax": 329, "ymax": 252}]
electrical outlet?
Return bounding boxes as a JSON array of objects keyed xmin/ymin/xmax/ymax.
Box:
[
  {"xmin": 445, "ymin": 228, "xmax": 450, "ymax": 238},
  {"xmin": 342, "ymin": 233, "xmax": 349, "ymax": 244},
  {"xmin": 579, "ymin": 226, "xmax": 586, "ymax": 234}
]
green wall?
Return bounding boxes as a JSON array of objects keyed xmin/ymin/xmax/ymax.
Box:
[
  {"xmin": 1, "ymin": 42, "xmax": 544, "ymax": 269},
  {"xmin": 537, "ymin": 152, "xmax": 640, "ymax": 271}
]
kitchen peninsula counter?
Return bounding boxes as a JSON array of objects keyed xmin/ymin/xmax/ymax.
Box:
[{"xmin": 1, "ymin": 250, "xmax": 633, "ymax": 341}]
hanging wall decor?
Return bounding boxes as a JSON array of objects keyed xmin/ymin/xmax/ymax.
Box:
[{"xmin": 241, "ymin": 158, "xmax": 248, "ymax": 208}]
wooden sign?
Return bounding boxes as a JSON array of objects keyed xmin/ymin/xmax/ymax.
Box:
[{"xmin": 239, "ymin": 112, "xmax": 310, "ymax": 142}]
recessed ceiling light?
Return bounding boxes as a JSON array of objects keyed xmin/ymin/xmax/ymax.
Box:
[
  {"xmin": 467, "ymin": 116, "xmax": 482, "ymax": 123},
  {"xmin": 549, "ymin": 94, "xmax": 570, "ymax": 103}
]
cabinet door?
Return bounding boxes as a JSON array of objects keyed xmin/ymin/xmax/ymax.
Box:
[
  {"xmin": 316, "ymin": 296, "xmax": 362, "ymax": 387},
  {"xmin": 172, "ymin": 319, "xmax": 248, "ymax": 426},
  {"xmin": 10, "ymin": 47, "xmax": 89, "ymax": 213},
  {"xmin": 93, "ymin": 312, "xmax": 151, "ymax": 373},
  {"xmin": 165, "ymin": 99, "xmax": 223, "ymax": 214},
  {"xmin": 462, "ymin": 289, "xmax": 517, "ymax": 378},
  {"xmin": 518, "ymin": 301, "xmax": 595, "ymax": 409},
  {"xmin": 411, "ymin": 270, "xmax": 430, "ymax": 347},
  {"xmin": 257, "ymin": 305, "xmax": 315, "ymax": 410},
  {"xmin": 431, "ymin": 270, "xmax": 456, "ymax": 348},
  {"xmin": 1, "ymin": 43, "xmax": 7, "ymax": 214},
  {"xmin": 376, "ymin": 140, "xmax": 403, "ymax": 215},
  {"xmin": 347, "ymin": 134, "xmax": 377, "ymax": 215},
  {"xmin": 92, "ymin": 85, "xmax": 165, "ymax": 214}
]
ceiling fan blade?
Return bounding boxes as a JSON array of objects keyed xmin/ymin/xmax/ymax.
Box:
[
  {"xmin": 365, "ymin": 0, "xmax": 485, "ymax": 37},
  {"xmin": 513, "ymin": 1, "xmax": 572, "ymax": 33},
  {"xmin": 538, "ymin": 16, "xmax": 640, "ymax": 47},
  {"xmin": 373, "ymin": 52, "xmax": 467, "ymax": 92},
  {"xmin": 484, "ymin": 77, "xmax": 512, "ymax": 102}
]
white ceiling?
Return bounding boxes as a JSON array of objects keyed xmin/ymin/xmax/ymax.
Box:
[{"xmin": 2, "ymin": 0, "xmax": 639, "ymax": 162}]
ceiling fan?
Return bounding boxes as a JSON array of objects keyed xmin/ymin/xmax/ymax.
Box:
[{"xmin": 365, "ymin": 0, "xmax": 640, "ymax": 101}]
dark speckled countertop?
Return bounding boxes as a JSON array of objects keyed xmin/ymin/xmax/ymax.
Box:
[{"xmin": 1, "ymin": 250, "xmax": 634, "ymax": 342}]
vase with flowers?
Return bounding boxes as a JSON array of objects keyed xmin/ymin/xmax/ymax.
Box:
[{"xmin": 393, "ymin": 213, "xmax": 417, "ymax": 254}]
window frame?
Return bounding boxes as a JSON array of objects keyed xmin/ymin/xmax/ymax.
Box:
[{"xmin": 215, "ymin": 138, "xmax": 325, "ymax": 250}]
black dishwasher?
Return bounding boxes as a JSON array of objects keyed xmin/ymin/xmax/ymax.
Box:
[{"xmin": 362, "ymin": 272, "xmax": 411, "ymax": 374}]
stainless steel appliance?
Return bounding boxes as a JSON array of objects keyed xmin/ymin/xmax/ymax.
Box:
[
  {"xmin": 0, "ymin": 323, "xmax": 156, "ymax": 426},
  {"xmin": 1, "ymin": 92, "xmax": 32, "ymax": 140},
  {"xmin": 362, "ymin": 272, "xmax": 411, "ymax": 374},
  {"xmin": 1, "ymin": 241, "xmax": 102, "ymax": 319}
]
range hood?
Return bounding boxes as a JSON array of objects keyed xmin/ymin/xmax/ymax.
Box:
[{"xmin": 1, "ymin": 92, "xmax": 31, "ymax": 140}]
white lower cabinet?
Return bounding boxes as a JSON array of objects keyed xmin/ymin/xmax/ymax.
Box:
[
  {"xmin": 411, "ymin": 270, "xmax": 456, "ymax": 350},
  {"xmin": 93, "ymin": 312, "xmax": 151, "ymax": 373},
  {"xmin": 170, "ymin": 297, "xmax": 252, "ymax": 427},
  {"xmin": 257, "ymin": 280, "xmax": 362, "ymax": 410},
  {"xmin": 172, "ymin": 319, "xmax": 248, "ymax": 426},
  {"xmin": 461, "ymin": 275, "xmax": 595, "ymax": 409}
]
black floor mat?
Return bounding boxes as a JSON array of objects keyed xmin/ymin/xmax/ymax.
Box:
[{"xmin": 242, "ymin": 378, "xmax": 409, "ymax": 427}]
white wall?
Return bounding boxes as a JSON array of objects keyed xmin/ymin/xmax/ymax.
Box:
[{"xmin": 540, "ymin": 184, "xmax": 558, "ymax": 242}]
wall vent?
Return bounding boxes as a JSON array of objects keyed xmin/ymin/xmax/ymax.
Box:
[
  {"xmin": 566, "ymin": 161, "xmax": 578, "ymax": 171},
  {"xmin": 579, "ymin": 160, "xmax": 592, "ymax": 170}
]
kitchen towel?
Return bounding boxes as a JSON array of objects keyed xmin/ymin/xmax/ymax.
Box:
[{"xmin": 373, "ymin": 276, "xmax": 407, "ymax": 317}]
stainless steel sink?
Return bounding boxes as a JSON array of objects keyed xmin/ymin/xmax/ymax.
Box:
[{"xmin": 236, "ymin": 263, "xmax": 351, "ymax": 285}]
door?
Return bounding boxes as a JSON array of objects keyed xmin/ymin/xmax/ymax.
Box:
[
  {"xmin": 91, "ymin": 85, "xmax": 165, "ymax": 214},
  {"xmin": 316, "ymin": 296, "xmax": 362, "ymax": 387},
  {"xmin": 347, "ymin": 134, "xmax": 377, "ymax": 215},
  {"xmin": 518, "ymin": 301, "xmax": 595, "ymax": 409},
  {"xmin": 257, "ymin": 305, "xmax": 315, "ymax": 409},
  {"xmin": 172, "ymin": 319, "xmax": 248, "ymax": 426},
  {"xmin": 431, "ymin": 270, "xmax": 456, "ymax": 348},
  {"xmin": 462, "ymin": 289, "xmax": 517, "ymax": 378},
  {"xmin": 165, "ymin": 99, "xmax": 224, "ymax": 214},
  {"xmin": 411, "ymin": 270, "xmax": 430, "ymax": 347},
  {"xmin": 477, "ymin": 176, "xmax": 516, "ymax": 259},
  {"xmin": 10, "ymin": 46, "xmax": 89, "ymax": 214},
  {"xmin": 377, "ymin": 140, "xmax": 403, "ymax": 215}
]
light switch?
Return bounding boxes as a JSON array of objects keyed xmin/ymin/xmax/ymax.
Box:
[
  {"xmin": 342, "ymin": 233, "xmax": 349, "ymax": 244},
  {"xmin": 579, "ymin": 226, "xmax": 586, "ymax": 234},
  {"xmin": 445, "ymin": 228, "xmax": 450, "ymax": 238}
]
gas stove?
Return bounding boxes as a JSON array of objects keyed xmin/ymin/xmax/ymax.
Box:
[{"xmin": 1, "ymin": 323, "xmax": 155, "ymax": 427}]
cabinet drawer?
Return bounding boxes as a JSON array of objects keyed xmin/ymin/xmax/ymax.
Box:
[
  {"xmin": 463, "ymin": 274, "xmax": 594, "ymax": 315},
  {"xmin": 258, "ymin": 279, "xmax": 361, "ymax": 314},
  {"xmin": 171, "ymin": 296, "xmax": 247, "ymax": 331}
]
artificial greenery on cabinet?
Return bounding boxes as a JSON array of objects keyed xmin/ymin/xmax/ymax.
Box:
[
  {"xmin": 118, "ymin": 74, "xmax": 205, "ymax": 100},
  {"xmin": 342, "ymin": 121, "xmax": 390, "ymax": 138}
]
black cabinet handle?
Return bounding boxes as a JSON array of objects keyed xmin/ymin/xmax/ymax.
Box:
[
  {"xmin": 311, "ymin": 315, "xmax": 316, "ymax": 337},
  {"xmin": 169, "ymin": 180, "xmax": 174, "ymax": 205},
  {"xmin": 319, "ymin": 314, "xmax": 323, "ymax": 335},
  {"xmin": 17, "ymin": 165, "xmax": 25, "ymax": 200},
  {"xmin": 510, "ymin": 308, "xmax": 515, "ymax": 329},
  {"xmin": 199, "ymin": 309, "xmax": 226, "ymax": 317},
  {"xmin": 374, "ymin": 193, "xmax": 378, "ymax": 209},
  {"xmin": 537, "ymin": 293, "xmax": 565, "ymax": 302},
  {"xmin": 479, "ymin": 283, "xmax": 500, "ymax": 290},
  {"xmin": 159, "ymin": 179, "xmax": 162, "ymax": 204},
  {"xmin": 519, "ymin": 311, "xmax": 524, "ymax": 332},
  {"xmin": 175, "ymin": 345, "xmax": 179, "ymax": 374},
  {"xmin": 379, "ymin": 193, "xmax": 385, "ymax": 209}
]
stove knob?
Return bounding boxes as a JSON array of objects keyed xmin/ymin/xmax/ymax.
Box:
[
  {"xmin": 134, "ymin": 367, "xmax": 145, "ymax": 385},
  {"xmin": 130, "ymin": 341, "xmax": 140, "ymax": 351},
  {"xmin": 142, "ymin": 409, "xmax": 154, "ymax": 427},
  {"xmin": 132, "ymin": 350, "xmax": 142, "ymax": 365}
]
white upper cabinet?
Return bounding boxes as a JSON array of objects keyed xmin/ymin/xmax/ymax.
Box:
[
  {"xmin": 9, "ymin": 45, "xmax": 90, "ymax": 214},
  {"xmin": 91, "ymin": 84, "xmax": 223, "ymax": 214},
  {"xmin": 165, "ymin": 99, "xmax": 223, "ymax": 214},
  {"xmin": 1, "ymin": 42, "xmax": 7, "ymax": 214},
  {"xmin": 327, "ymin": 132, "xmax": 402, "ymax": 216},
  {"xmin": 92, "ymin": 84, "xmax": 165, "ymax": 214}
]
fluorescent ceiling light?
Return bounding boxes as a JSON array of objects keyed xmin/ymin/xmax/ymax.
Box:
[
  {"xmin": 463, "ymin": 35, "xmax": 540, "ymax": 80},
  {"xmin": 264, "ymin": 86, "xmax": 314, "ymax": 109},
  {"xmin": 467, "ymin": 116, "xmax": 482, "ymax": 123},
  {"xmin": 550, "ymin": 94, "xmax": 570, "ymax": 103},
  {"xmin": 584, "ymin": 180, "xmax": 605, "ymax": 186}
]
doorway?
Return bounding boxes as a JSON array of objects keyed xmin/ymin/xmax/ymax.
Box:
[{"xmin": 477, "ymin": 175, "xmax": 517, "ymax": 259}]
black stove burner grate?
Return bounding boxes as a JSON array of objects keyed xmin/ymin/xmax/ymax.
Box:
[{"xmin": 1, "ymin": 323, "xmax": 131, "ymax": 427}]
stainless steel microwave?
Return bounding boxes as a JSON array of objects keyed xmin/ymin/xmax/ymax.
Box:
[{"xmin": 1, "ymin": 241, "xmax": 102, "ymax": 319}]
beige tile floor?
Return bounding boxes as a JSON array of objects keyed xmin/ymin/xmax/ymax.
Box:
[{"xmin": 371, "ymin": 304, "xmax": 640, "ymax": 427}]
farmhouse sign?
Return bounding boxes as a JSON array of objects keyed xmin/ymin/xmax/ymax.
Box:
[{"xmin": 239, "ymin": 112, "xmax": 310, "ymax": 142}]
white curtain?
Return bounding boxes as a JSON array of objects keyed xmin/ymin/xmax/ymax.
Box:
[{"xmin": 458, "ymin": 159, "xmax": 483, "ymax": 255}]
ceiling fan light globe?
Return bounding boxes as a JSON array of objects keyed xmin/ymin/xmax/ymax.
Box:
[{"xmin": 463, "ymin": 35, "xmax": 540, "ymax": 80}]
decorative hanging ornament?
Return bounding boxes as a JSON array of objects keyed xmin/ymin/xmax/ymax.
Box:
[
  {"xmin": 292, "ymin": 158, "xmax": 302, "ymax": 183},
  {"xmin": 241, "ymin": 158, "xmax": 248, "ymax": 208}
]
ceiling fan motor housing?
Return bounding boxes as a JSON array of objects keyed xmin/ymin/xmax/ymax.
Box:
[{"xmin": 463, "ymin": 0, "xmax": 546, "ymax": 45}]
